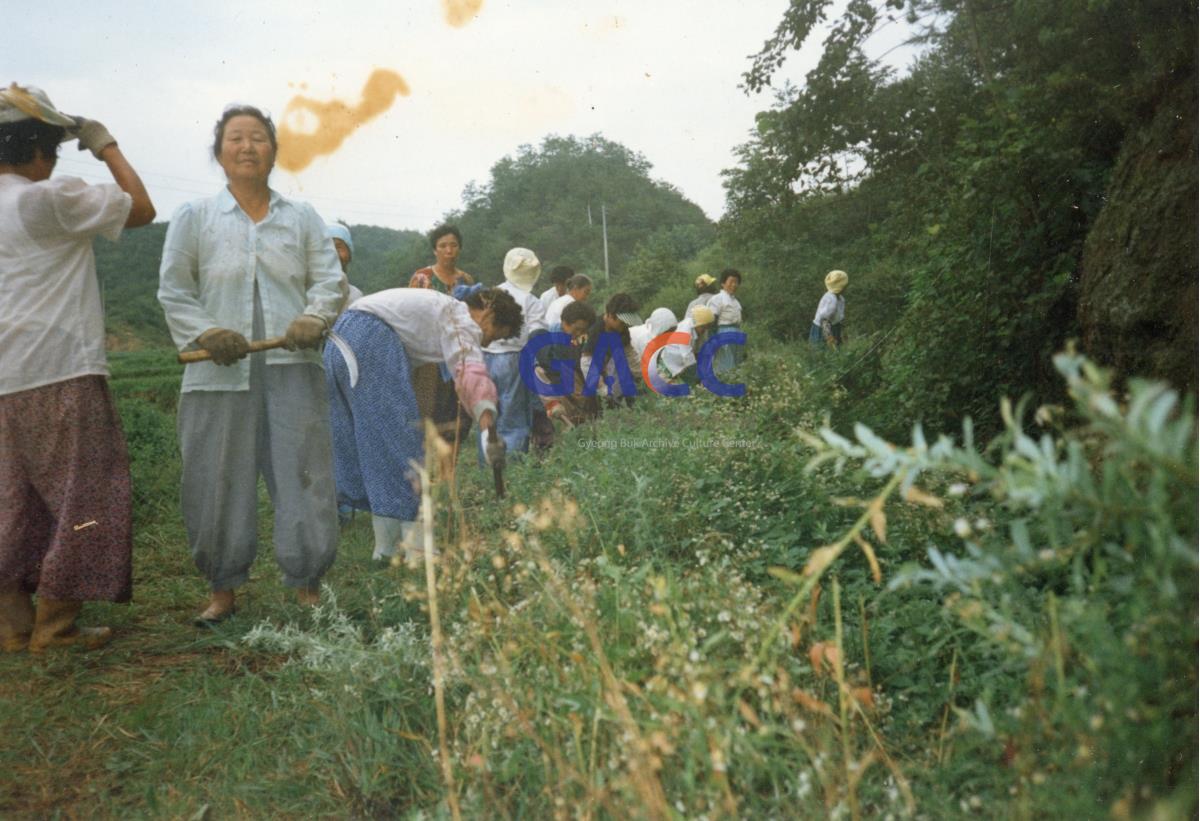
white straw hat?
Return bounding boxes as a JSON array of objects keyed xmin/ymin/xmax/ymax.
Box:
[{"xmin": 502, "ymin": 247, "xmax": 541, "ymax": 292}]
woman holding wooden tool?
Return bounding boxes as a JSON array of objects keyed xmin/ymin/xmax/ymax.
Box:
[{"xmin": 157, "ymin": 104, "xmax": 343, "ymax": 624}]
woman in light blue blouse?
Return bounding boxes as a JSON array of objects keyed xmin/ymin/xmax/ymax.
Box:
[{"xmin": 158, "ymin": 105, "xmax": 343, "ymax": 624}]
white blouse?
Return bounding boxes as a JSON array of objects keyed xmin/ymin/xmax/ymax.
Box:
[
  {"xmin": 812, "ymin": 292, "xmax": 845, "ymax": 326},
  {"xmin": 349, "ymin": 288, "xmax": 486, "ymax": 374},
  {"xmin": 484, "ymin": 280, "xmax": 547, "ymax": 354},
  {"xmin": 707, "ymin": 291, "xmax": 743, "ymax": 325},
  {"xmin": 658, "ymin": 317, "xmax": 701, "ymax": 377},
  {"xmin": 0, "ymin": 174, "xmax": 131, "ymax": 396},
  {"xmin": 545, "ymin": 293, "xmax": 577, "ymax": 330}
]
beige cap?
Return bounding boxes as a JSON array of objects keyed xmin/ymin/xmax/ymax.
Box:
[
  {"xmin": 694, "ymin": 273, "xmax": 716, "ymax": 289},
  {"xmin": 825, "ymin": 270, "xmax": 848, "ymax": 294},
  {"xmin": 690, "ymin": 305, "xmax": 715, "ymax": 327},
  {"xmin": 502, "ymin": 247, "xmax": 541, "ymax": 292},
  {"xmin": 0, "ymin": 83, "xmax": 77, "ymax": 126}
]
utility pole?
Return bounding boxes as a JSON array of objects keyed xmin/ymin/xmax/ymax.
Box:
[{"xmin": 601, "ymin": 202, "xmax": 610, "ymax": 284}]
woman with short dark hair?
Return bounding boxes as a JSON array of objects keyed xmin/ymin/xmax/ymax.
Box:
[
  {"xmin": 158, "ymin": 103, "xmax": 344, "ymax": 624},
  {"xmin": 707, "ymin": 268, "xmax": 744, "ymax": 374}
]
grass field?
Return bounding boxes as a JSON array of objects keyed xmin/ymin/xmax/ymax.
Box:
[{"xmin": 0, "ymin": 343, "xmax": 1194, "ymax": 819}]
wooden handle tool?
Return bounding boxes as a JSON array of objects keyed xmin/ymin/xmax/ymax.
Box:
[{"xmin": 177, "ymin": 336, "xmax": 288, "ymax": 364}]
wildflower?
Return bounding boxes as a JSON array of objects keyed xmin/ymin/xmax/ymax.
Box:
[{"xmin": 953, "ymin": 518, "xmax": 973, "ymax": 538}]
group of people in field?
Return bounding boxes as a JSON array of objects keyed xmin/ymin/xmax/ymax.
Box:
[{"xmin": 1, "ymin": 86, "xmax": 847, "ymax": 652}]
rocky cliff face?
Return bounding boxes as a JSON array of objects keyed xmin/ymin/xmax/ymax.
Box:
[{"xmin": 1078, "ymin": 71, "xmax": 1198, "ymax": 394}]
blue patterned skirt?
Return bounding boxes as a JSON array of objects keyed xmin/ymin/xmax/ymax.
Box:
[{"xmin": 324, "ymin": 311, "xmax": 422, "ymax": 521}]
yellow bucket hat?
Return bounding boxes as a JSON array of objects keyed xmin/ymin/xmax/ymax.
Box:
[
  {"xmin": 824, "ymin": 270, "xmax": 848, "ymax": 294},
  {"xmin": 690, "ymin": 305, "xmax": 715, "ymax": 327}
]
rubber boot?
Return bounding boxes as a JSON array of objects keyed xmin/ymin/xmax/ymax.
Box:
[
  {"xmin": 402, "ymin": 521, "xmax": 439, "ymax": 567},
  {"xmin": 28, "ymin": 598, "xmax": 112, "ymax": 654},
  {"xmin": 0, "ymin": 587, "xmax": 35, "ymax": 652},
  {"xmin": 370, "ymin": 514, "xmax": 404, "ymax": 561}
]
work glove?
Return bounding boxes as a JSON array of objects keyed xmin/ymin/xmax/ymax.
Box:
[
  {"xmin": 546, "ymin": 400, "xmax": 574, "ymax": 429},
  {"xmin": 70, "ymin": 117, "xmax": 117, "ymax": 160},
  {"xmin": 285, "ymin": 314, "xmax": 327, "ymax": 351},
  {"xmin": 197, "ymin": 328, "xmax": 250, "ymax": 366},
  {"xmin": 481, "ymin": 429, "xmax": 507, "ymax": 468}
]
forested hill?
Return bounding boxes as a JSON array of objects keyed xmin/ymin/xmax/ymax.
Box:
[
  {"xmin": 94, "ymin": 133, "xmax": 713, "ymax": 348},
  {"xmin": 721, "ymin": 0, "xmax": 1197, "ymax": 437}
]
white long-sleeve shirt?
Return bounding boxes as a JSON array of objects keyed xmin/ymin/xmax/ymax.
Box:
[
  {"xmin": 484, "ymin": 281, "xmax": 547, "ymax": 354},
  {"xmin": 158, "ymin": 187, "xmax": 344, "ymax": 392},
  {"xmin": 538, "ymin": 286, "xmax": 561, "ymax": 312},
  {"xmin": 685, "ymin": 294, "xmax": 713, "ymax": 322},
  {"xmin": 812, "ymin": 292, "xmax": 845, "ymax": 326},
  {"xmin": 545, "ymin": 293, "xmax": 577, "ymax": 330},
  {"xmin": 658, "ymin": 317, "xmax": 701, "ymax": 377},
  {"xmin": 707, "ymin": 291, "xmax": 743, "ymax": 326},
  {"xmin": 348, "ymin": 288, "xmax": 497, "ymax": 419},
  {"xmin": 0, "ymin": 174, "xmax": 132, "ymax": 396}
]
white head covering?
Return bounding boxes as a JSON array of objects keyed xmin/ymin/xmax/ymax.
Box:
[
  {"xmin": 689, "ymin": 305, "xmax": 715, "ymax": 327},
  {"xmin": 502, "ymin": 247, "xmax": 541, "ymax": 292},
  {"xmin": 0, "ymin": 83, "xmax": 76, "ymax": 126},
  {"xmin": 325, "ymin": 223, "xmax": 354, "ymax": 256},
  {"xmin": 646, "ymin": 307, "xmax": 678, "ymax": 337},
  {"xmin": 825, "ymin": 269, "xmax": 849, "ymax": 294}
]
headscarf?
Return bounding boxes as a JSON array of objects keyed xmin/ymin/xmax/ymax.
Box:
[
  {"xmin": 325, "ymin": 223, "xmax": 354, "ymax": 257},
  {"xmin": 646, "ymin": 307, "xmax": 678, "ymax": 337},
  {"xmin": 453, "ymin": 283, "xmax": 485, "ymax": 302},
  {"xmin": 824, "ymin": 270, "xmax": 848, "ymax": 295},
  {"xmin": 0, "ymin": 83, "xmax": 76, "ymax": 126}
]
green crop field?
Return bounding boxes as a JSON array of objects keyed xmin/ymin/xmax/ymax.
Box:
[{"xmin": 1, "ymin": 342, "xmax": 1193, "ymax": 819}]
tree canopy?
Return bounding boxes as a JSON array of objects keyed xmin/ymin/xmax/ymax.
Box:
[
  {"xmin": 721, "ymin": 0, "xmax": 1197, "ymax": 435},
  {"xmin": 446, "ymin": 134, "xmax": 713, "ymax": 286}
]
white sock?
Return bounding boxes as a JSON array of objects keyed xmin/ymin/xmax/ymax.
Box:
[
  {"xmin": 370, "ymin": 515, "xmax": 405, "ymax": 559},
  {"xmin": 399, "ymin": 521, "xmax": 418, "ymax": 553}
]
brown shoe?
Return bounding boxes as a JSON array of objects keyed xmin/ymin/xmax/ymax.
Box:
[
  {"xmin": 0, "ymin": 588, "xmax": 34, "ymax": 653},
  {"xmin": 296, "ymin": 587, "xmax": 320, "ymax": 607},
  {"xmin": 195, "ymin": 590, "xmax": 236, "ymax": 626},
  {"xmin": 28, "ymin": 599, "xmax": 112, "ymax": 654}
]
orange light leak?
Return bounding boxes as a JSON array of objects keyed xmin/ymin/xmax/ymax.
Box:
[
  {"xmin": 276, "ymin": 69, "xmax": 411, "ymax": 173},
  {"xmin": 443, "ymin": 0, "xmax": 484, "ymax": 27}
]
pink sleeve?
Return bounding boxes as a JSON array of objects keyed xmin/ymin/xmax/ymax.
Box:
[{"xmin": 454, "ymin": 360, "xmax": 498, "ymax": 420}]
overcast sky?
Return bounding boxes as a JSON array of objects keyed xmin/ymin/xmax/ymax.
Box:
[{"xmin": 12, "ymin": 0, "xmax": 915, "ymax": 232}]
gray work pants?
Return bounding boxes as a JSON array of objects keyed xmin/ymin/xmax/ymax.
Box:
[{"xmin": 177, "ymin": 352, "xmax": 338, "ymax": 592}]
